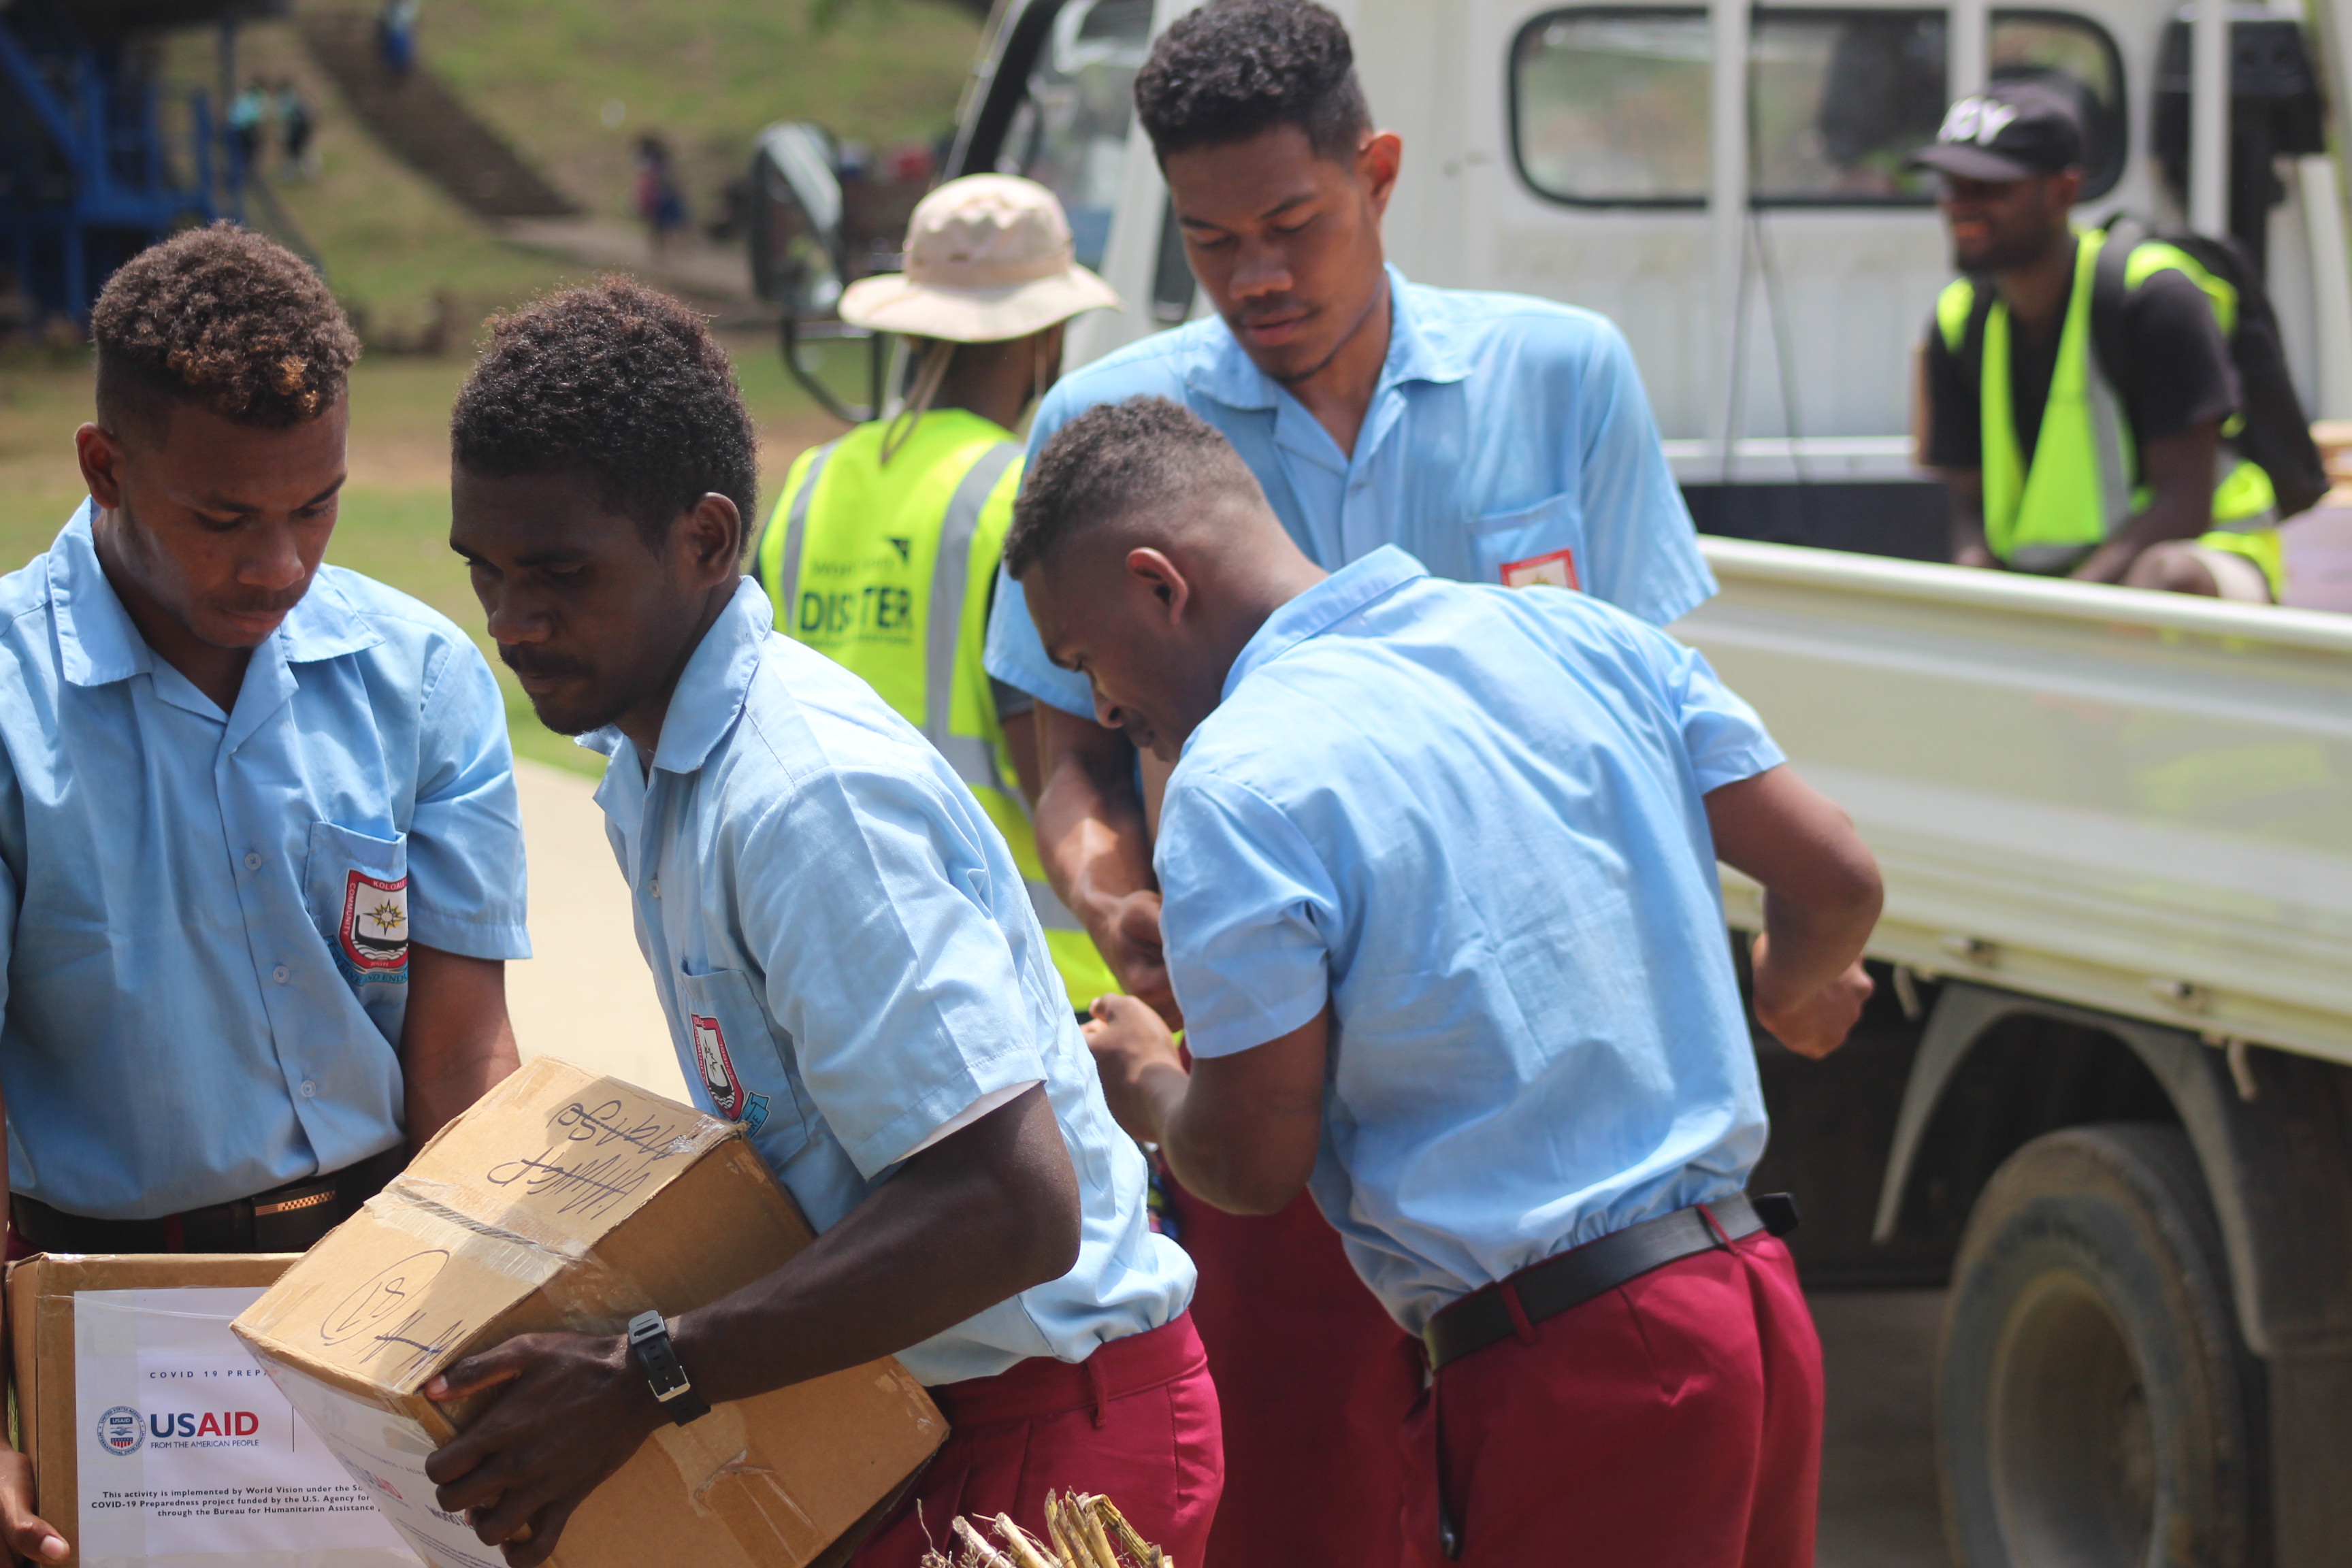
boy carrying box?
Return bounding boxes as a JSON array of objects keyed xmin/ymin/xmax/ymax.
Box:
[
  {"xmin": 1010, "ymin": 396, "xmax": 1884, "ymax": 1568},
  {"xmin": 425, "ymin": 285, "xmax": 1213, "ymax": 1568}
]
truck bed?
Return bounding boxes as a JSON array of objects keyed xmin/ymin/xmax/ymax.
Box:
[{"xmin": 1679, "ymin": 540, "xmax": 2352, "ymax": 1064}]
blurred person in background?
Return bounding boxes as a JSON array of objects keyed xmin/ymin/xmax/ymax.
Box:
[
  {"xmin": 755, "ymin": 174, "xmax": 1126, "ymax": 1020},
  {"xmin": 227, "ymin": 82, "xmax": 269, "ymax": 177},
  {"xmin": 636, "ymin": 134, "xmax": 688, "ymax": 256},
  {"xmin": 378, "ymin": 0, "xmax": 419, "ymax": 80},
  {"xmin": 1916, "ymin": 81, "xmax": 2304, "ymax": 600},
  {"xmin": 278, "ymin": 78, "xmax": 317, "ymax": 179}
]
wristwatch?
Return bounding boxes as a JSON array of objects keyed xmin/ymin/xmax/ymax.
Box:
[{"xmin": 626, "ymin": 1310, "xmax": 710, "ymax": 1426}]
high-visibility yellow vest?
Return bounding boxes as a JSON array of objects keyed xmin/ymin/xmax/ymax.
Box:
[
  {"xmin": 1937, "ymin": 229, "xmax": 2283, "ymax": 596},
  {"xmin": 755, "ymin": 409, "xmax": 1120, "ymax": 1013}
]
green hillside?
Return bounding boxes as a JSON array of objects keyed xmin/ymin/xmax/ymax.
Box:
[{"xmin": 165, "ymin": 0, "xmax": 983, "ymax": 333}]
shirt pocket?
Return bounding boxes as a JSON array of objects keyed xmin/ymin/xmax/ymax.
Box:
[
  {"xmin": 674, "ymin": 966, "xmax": 811, "ymax": 1157},
  {"xmin": 1469, "ymin": 493, "xmax": 1583, "ymax": 589},
  {"xmin": 305, "ymin": 822, "xmax": 410, "ymax": 987}
]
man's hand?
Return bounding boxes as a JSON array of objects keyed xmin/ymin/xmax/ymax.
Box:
[
  {"xmin": 1945, "ymin": 472, "xmax": 1998, "ymax": 570},
  {"xmin": 2070, "ymin": 538, "xmax": 2140, "ymax": 585},
  {"xmin": 1750, "ymin": 935, "xmax": 1874, "ymax": 1058},
  {"xmin": 1100, "ymin": 893, "xmax": 1177, "ymax": 1024},
  {"xmin": 0, "ymin": 1448, "xmax": 67, "ymax": 1563},
  {"xmin": 2073, "ymin": 418, "xmax": 2223, "ymax": 588},
  {"xmin": 1033, "ymin": 707, "xmax": 1183, "ymax": 1028},
  {"xmin": 1707, "ymin": 766, "xmax": 1883, "ymax": 1061},
  {"xmin": 423, "ymin": 1330, "xmax": 665, "ymax": 1567},
  {"xmin": 1082, "ymin": 994, "xmax": 1186, "ymax": 1145}
]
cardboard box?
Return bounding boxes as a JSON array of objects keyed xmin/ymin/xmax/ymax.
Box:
[
  {"xmin": 232, "ymin": 1058, "xmax": 945, "ymax": 1568},
  {"xmin": 8, "ymin": 1252, "xmax": 421, "ymax": 1567}
]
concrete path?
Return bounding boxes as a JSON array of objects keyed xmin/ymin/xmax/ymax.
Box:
[{"xmin": 506, "ymin": 759, "xmax": 685, "ymax": 1098}]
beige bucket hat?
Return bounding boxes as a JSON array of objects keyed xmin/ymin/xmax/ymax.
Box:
[{"xmin": 837, "ymin": 174, "xmax": 1122, "ymax": 343}]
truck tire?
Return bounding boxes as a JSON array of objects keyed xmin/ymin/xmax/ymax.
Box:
[{"xmin": 1938, "ymin": 1124, "xmax": 2261, "ymax": 1568}]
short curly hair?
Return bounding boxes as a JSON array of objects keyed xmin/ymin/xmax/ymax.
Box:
[
  {"xmin": 1004, "ymin": 396, "xmax": 1264, "ymax": 578},
  {"xmin": 1133, "ymin": 0, "xmax": 1372, "ymax": 163},
  {"xmin": 451, "ymin": 278, "xmax": 758, "ymax": 550},
  {"xmin": 91, "ymin": 222, "xmax": 358, "ymax": 444}
]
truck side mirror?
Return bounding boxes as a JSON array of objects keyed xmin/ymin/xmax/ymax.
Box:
[
  {"xmin": 750, "ymin": 121, "xmax": 845, "ymax": 315},
  {"xmin": 749, "ymin": 120, "xmax": 885, "ymax": 423}
]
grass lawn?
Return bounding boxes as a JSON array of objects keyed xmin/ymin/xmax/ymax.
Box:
[{"xmin": 0, "ymin": 333, "xmax": 846, "ymax": 778}]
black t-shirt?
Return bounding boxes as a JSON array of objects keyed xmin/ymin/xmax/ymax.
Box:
[{"xmin": 1923, "ymin": 240, "xmax": 2240, "ymax": 472}]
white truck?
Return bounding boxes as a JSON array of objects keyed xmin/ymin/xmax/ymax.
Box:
[{"xmin": 751, "ymin": 1, "xmax": 2352, "ymax": 1563}]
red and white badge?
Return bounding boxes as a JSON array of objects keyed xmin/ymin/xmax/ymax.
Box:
[
  {"xmin": 693, "ymin": 1014, "xmax": 746, "ymax": 1118},
  {"xmin": 1501, "ymin": 546, "xmax": 1580, "ymax": 591},
  {"xmin": 691, "ymin": 1013, "xmax": 770, "ymax": 1134},
  {"xmin": 338, "ymin": 870, "xmax": 410, "ymax": 978}
]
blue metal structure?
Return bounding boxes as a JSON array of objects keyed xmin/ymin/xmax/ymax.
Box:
[{"xmin": 1, "ymin": 1, "xmax": 280, "ymax": 324}]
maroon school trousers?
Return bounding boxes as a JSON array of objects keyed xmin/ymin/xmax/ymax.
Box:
[
  {"xmin": 1402, "ymin": 1230, "xmax": 1825, "ymax": 1568},
  {"xmin": 849, "ymin": 1313, "xmax": 1223, "ymax": 1568},
  {"xmin": 1168, "ymin": 1183, "xmax": 1424, "ymax": 1568}
]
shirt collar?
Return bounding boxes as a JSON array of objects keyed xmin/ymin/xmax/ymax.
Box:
[
  {"xmin": 44, "ymin": 501, "xmax": 381, "ymax": 689},
  {"xmin": 1182, "ymin": 265, "xmax": 1471, "ymax": 413},
  {"xmin": 1222, "ymin": 544, "xmax": 1427, "ymax": 700},
  {"xmin": 49, "ymin": 502, "xmax": 151, "ymax": 687},
  {"xmin": 581, "ymin": 577, "xmax": 774, "ymax": 776}
]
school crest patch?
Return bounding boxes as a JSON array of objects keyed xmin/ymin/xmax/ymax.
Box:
[
  {"xmin": 1501, "ymin": 546, "xmax": 1580, "ymax": 591},
  {"xmin": 337, "ymin": 870, "xmax": 410, "ymax": 984},
  {"xmin": 691, "ymin": 1013, "xmax": 769, "ymax": 1134}
]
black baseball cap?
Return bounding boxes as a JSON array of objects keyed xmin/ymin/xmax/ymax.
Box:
[{"xmin": 1910, "ymin": 80, "xmax": 2086, "ymax": 180}]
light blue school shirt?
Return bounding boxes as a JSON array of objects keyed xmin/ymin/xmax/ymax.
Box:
[
  {"xmin": 985, "ymin": 265, "xmax": 1714, "ymax": 715},
  {"xmin": 0, "ymin": 504, "xmax": 529, "ymax": 1219},
  {"xmin": 583, "ymin": 579, "xmax": 1193, "ymax": 1386},
  {"xmin": 1156, "ymin": 547, "xmax": 1783, "ymax": 1335}
]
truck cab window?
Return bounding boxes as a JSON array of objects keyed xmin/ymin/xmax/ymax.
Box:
[
  {"xmin": 1512, "ymin": 5, "xmax": 2125, "ymax": 207},
  {"xmin": 995, "ymin": 0, "xmax": 1154, "ymax": 269},
  {"xmin": 1752, "ymin": 12, "xmax": 1948, "ymax": 201},
  {"xmin": 1989, "ymin": 12, "xmax": 2126, "ymax": 197},
  {"xmin": 1512, "ymin": 9, "xmax": 1713, "ymax": 205}
]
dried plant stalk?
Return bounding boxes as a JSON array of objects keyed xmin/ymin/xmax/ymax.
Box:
[
  {"xmin": 994, "ymin": 1513, "xmax": 1063, "ymax": 1568},
  {"xmin": 953, "ymin": 1516, "xmax": 1016, "ymax": 1568},
  {"xmin": 1068, "ymin": 1494, "xmax": 1122, "ymax": 1568},
  {"xmin": 1043, "ymin": 1494, "xmax": 1090, "ymax": 1568},
  {"xmin": 1092, "ymin": 1495, "xmax": 1164, "ymax": 1568}
]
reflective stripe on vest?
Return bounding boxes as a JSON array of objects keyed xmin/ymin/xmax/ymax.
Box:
[
  {"xmin": 924, "ymin": 444, "xmax": 1021, "ymax": 796},
  {"xmin": 759, "ymin": 426, "xmax": 1112, "ymax": 1009},
  {"xmin": 1943, "ymin": 233, "xmax": 2276, "ymax": 574}
]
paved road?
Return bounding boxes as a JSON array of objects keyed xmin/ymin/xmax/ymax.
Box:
[
  {"xmin": 1814, "ymin": 1289, "xmax": 1949, "ymax": 1567},
  {"xmin": 507, "ymin": 759, "xmax": 685, "ymax": 1098},
  {"xmin": 507, "ymin": 757, "xmax": 1955, "ymax": 1564}
]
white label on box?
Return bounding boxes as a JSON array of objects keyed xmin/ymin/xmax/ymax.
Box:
[
  {"xmin": 255, "ymin": 1358, "xmax": 508, "ymax": 1568},
  {"xmin": 73, "ymin": 1286, "xmax": 419, "ymax": 1567}
]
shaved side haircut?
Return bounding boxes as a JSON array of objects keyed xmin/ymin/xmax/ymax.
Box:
[
  {"xmin": 1004, "ymin": 396, "xmax": 1269, "ymax": 577},
  {"xmin": 91, "ymin": 222, "xmax": 359, "ymax": 446}
]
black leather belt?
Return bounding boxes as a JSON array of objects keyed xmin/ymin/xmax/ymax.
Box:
[
  {"xmin": 1422, "ymin": 1192, "xmax": 1800, "ymax": 1371},
  {"xmin": 11, "ymin": 1145, "xmax": 407, "ymax": 1256}
]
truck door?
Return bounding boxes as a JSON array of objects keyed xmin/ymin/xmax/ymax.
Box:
[{"xmin": 948, "ymin": 0, "xmax": 1200, "ymax": 365}]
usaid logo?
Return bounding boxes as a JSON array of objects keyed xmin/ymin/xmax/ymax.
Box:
[{"xmin": 95, "ymin": 1405, "xmax": 144, "ymax": 1456}]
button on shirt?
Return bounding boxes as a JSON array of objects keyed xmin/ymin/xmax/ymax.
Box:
[
  {"xmin": 985, "ymin": 266, "xmax": 1715, "ymax": 715},
  {"xmin": 583, "ymin": 580, "xmax": 1193, "ymax": 1386},
  {"xmin": 0, "ymin": 506, "xmax": 529, "ymax": 1219},
  {"xmin": 1156, "ymin": 547, "xmax": 1783, "ymax": 1335}
]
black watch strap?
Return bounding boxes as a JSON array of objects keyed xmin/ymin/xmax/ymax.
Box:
[{"xmin": 627, "ymin": 1309, "xmax": 710, "ymax": 1426}]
